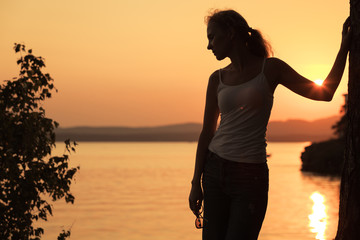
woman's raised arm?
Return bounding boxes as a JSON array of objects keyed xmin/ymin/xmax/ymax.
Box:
[{"xmin": 272, "ymin": 17, "xmax": 351, "ymax": 101}]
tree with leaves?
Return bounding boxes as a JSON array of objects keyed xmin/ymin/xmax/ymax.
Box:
[
  {"xmin": 335, "ymin": 1, "xmax": 360, "ymax": 239},
  {"xmin": 332, "ymin": 94, "xmax": 348, "ymax": 139},
  {"xmin": 0, "ymin": 44, "xmax": 79, "ymax": 240}
]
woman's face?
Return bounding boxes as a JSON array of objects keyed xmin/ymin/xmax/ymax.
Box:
[{"xmin": 207, "ymin": 21, "xmax": 233, "ymax": 60}]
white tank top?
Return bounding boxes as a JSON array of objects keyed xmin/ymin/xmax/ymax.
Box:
[{"xmin": 208, "ymin": 59, "xmax": 273, "ymax": 163}]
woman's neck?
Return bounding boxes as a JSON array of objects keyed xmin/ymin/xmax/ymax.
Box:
[{"xmin": 228, "ymin": 45, "xmax": 260, "ymax": 73}]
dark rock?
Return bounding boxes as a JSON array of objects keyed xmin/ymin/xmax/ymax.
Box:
[{"xmin": 300, "ymin": 138, "xmax": 345, "ymax": 176}]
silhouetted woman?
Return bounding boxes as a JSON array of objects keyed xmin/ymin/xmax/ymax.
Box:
[{"xmin": 189, "ymin": 9, "xmax": 351, "ymax": 240}]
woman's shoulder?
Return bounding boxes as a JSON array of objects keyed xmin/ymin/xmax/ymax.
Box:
[
  {"xmin": 263, "ymin": 57, "xmax": 287, "ymax": 90},
  {"xmin": 265, "ymin": 57, "xmax": 294, "ymax": 72},
  {"xmin": 209, "ymin": 64, "xmax": 232, "ymax": 82},
  {"xmin": 208, "ymin": 69, "xmax": 221, "ymax": 85},
  {"xmin": 264, "ymin": 57, "xmax": 290, "ymax": 77},
  {"xmin": 265, "ymin": 57, "xmax": 285, "ymax": 67}
]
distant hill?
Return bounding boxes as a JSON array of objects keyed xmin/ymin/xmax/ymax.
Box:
[
  {"xmin": 267, "ymin": 115, "xmax": 339, "ymax": 142},
  {"xmin": 55, "ymin": 123, "xmax": 202, "ymax": 142},
  {"xmin": 55, "ymin": 115, "xmax": 340, "ymax": 142}
]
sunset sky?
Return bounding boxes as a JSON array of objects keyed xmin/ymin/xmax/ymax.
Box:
[{"xmin": 0, "ymin": 0, "xmax": 349, "ymax": 127}]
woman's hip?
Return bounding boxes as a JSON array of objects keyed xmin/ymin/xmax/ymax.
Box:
[{"xmin": 202, "ymin": 151, "xmax": 269, "ymax": 197}]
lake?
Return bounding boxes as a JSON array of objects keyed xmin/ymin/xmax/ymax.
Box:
[{"xmin": 39, "ymin": 142, "xmax": 340, "ymax": 240}]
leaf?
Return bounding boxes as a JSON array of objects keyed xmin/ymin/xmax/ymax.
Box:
[
  {"xmin": 65, "ymin": 193, "xmax": 75, "ymax": 204},
  {"xmin": 34, "ymin": 227, "xmax": 44, "ymax": 236},
  {"xmin": 57, "ymin": 229, "xmax": 71, "ymax": 240},
  {"xmin": 14, "ymin": 43, "xmax": 21, "ymax": 52},
  {"xmin": 45, "ymin": 204, "xmax": 53, "ymax": 216},
  {"xmin": 17, "ymin": 58, "xmax": 23, "ymax": 65}
]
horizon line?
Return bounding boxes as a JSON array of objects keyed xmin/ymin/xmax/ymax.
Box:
[{"xmin": 56, "ymin": 114, "xmax": 340, "ymax": 129}]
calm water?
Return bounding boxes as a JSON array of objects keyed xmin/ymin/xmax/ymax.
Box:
[{"xmin": 39, "ymin": 142, "xmax": 340, "ymax": 240}]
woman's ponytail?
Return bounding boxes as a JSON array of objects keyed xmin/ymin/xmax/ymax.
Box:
[{"xmin": 247, "ymin": 28, "xmax": 273, "ymax": 58}]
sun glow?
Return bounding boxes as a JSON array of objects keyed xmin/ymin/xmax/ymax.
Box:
[
  {"xmin": 308, "ymin": 192, "xmax": 328, "ymax": 240},
  {"xmin": 314, "ymin": 79, "xmax": 324, "ymax": 86}
]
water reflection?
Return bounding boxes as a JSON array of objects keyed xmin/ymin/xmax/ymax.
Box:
[{"xmin": 308, "ymin": 192, "xmax": 327, "ymax": 239}]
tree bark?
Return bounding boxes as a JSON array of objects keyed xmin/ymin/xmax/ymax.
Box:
[{"xmin": 335, "ymin": 1, "xmax": 360, "ymax": 239}]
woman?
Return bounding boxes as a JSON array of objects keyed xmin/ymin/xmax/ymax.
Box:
[{"xmin": 189, "ymin": 9, "xmax": 351, "ymax": 240}]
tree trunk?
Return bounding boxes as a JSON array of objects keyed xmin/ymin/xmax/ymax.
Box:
[{"xmin": 335, "ymin": 1, "xmax": 360, "ymax": 239}]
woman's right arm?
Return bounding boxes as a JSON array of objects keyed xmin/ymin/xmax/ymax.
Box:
[{"xmin": 189, "ymin": 70, "xmax": 220, "ymax": 215}]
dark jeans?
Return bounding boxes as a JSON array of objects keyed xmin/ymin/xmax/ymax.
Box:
[{"xmin": 202, "ymin": 151, "xmax": 269, "ymax": 240}]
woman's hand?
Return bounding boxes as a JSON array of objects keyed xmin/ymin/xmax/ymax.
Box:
[
  {"xmin": 189, "ymin": 181, "xmax": 203, "ymax": 216},
  {"xmin": 341, "ymin": 17, "xmax": 352, "ymax": 51}
]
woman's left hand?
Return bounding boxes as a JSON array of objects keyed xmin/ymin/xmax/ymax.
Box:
[{"xmin": 341, "ymin": 17, "xmax": 352, "ymax": 51}]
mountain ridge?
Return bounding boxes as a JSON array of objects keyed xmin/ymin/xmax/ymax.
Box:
[{"xmin": 55, "ymin": 115, "xmax": 340, "ymax": 142}]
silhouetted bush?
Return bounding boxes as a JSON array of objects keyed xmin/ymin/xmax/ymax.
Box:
[{"xmin": 0, "ymin": 44, "xmax": 78, "ymax": 239}]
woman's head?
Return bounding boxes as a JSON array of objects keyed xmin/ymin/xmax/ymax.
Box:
[{"xmin": 205, "ymin": 9, "xmax": 272, "ymax": 58}]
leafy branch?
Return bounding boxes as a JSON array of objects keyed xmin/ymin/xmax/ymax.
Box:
[{"xmin": 0, "ymin": 44, "xmax": 79, "ymax": 239}]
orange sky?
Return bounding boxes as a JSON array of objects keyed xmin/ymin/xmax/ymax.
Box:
[{"xmin": 0, "ymin": 0, "xmax": 349, "ymax": 127}]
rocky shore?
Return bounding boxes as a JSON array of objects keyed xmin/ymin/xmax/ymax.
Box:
[{"xmin": 300, "ymin": 138, "xmax": 345, "ymax": 176}]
